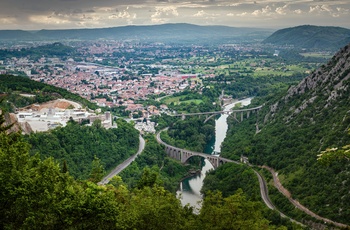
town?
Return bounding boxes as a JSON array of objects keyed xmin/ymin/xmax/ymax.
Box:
[{"xmin": 0, "ymin": 40, "xmax": 324, "ymax": 133}]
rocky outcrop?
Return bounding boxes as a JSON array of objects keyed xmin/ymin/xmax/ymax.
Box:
[
  {"xmin": 285, "ymin": 44, "xmax": 350, "ymax": 101},
  {"xmin": 1, "ymin": 110, "xmax": 32, "ymax": 134},
  {"xmin": 266, "ymin": 43, "xmax": 350, "ymax": 121}
]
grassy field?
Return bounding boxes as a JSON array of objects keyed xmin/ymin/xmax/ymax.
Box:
[
  {"xmin": 300, "ymin": 52, "xmax": 333, "ymax": 59},
  {"xmin": 253, "ymin": 64, "xmax": 308, "ymax": 77},
  {"xmin": 162, "ymin": 95, "xmax": 203, "ymax": 105}
]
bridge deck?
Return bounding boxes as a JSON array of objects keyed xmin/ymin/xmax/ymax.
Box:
[
  {"xmin": 156, "ymin": 129, "xmax": 240, "ymax": 166},
  {"xmin": 170, "ymin": 105, "xmax": 263, "ymax": 117}
]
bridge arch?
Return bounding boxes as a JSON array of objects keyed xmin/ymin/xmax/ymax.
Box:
[{"xmin": 182, "ymin": 153, "xmax": 218, "ymax": 169}]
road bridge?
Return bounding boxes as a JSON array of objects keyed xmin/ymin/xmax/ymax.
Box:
[
  {"xmin": 156, "ymin": 128, "xmax": 240, "ymax": 169},
  {"xmin": 171, "ymin": 105, "xmax": 262, "ymax": 123}
]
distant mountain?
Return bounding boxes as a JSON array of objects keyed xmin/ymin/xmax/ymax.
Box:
[
  {"xmin": 0, "ymin": 30, "xmax": 37, "ymax": 40},
  {"xmin": 221, "ymin": 43, "xmax": 350, "ymax": 225},
  {"xmin": 0, "ymin": 23, "xmax": 273, "ymax": 43},
  {"xmin": 263, "ymin": 25, "xmax": 350, "ymax": 50}
]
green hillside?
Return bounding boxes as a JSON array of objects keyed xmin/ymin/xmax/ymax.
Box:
[
  {"xmin": 0, "ymin": 74, "xmax": 98, "ymax": 111},
  {"xmin": 0, "ymin": 109, "xmax": 283, "ymax": 230},
  {"xmin": 25, "ymin": 119, "xmax": 139, "ymax": 180},
  {"xmin": 263, "ymin": 25, "xmax": 350, "ymax": 50},
  {"xmin": 221, "ymin": 43, "xmax": 350, "ymax": 225}
]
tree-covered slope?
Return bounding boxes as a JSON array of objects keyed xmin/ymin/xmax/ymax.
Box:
[
  {"xmin": 221, "ymin": 43, "xmax": 350, "ymax": 224},
  {"xmin": 25, "ymin": 119, "xmax": 139, "ymax": 180},
  {"xmin": 0, "ymin": 110, "xmax": 282, "ymax": 230},
  {"xmin": 263, "ymin": 25, "xmax": 350, "ymax": 50}
]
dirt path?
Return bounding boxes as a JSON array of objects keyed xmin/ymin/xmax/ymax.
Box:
[{"xmin": 262, "ymin": 165, "xmax": 348, "ymax": 229}]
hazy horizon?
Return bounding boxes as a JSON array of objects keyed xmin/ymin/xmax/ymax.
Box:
[
  {"xmin": 0, "ymin": 0, "xmax": 349, "ymax": 30},
  {"xmin": 2, "ymin": 22, "xmax": 350, "ymax": 32}
]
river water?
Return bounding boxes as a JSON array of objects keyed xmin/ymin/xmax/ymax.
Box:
[{"xmin": 176, "ymin": 98, "xmax": 252, "ymax": 210}]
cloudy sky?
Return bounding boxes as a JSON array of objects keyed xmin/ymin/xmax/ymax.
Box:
[{"xmin": 0, "ymin": 0, "xmax": 349, "ymax": 30}]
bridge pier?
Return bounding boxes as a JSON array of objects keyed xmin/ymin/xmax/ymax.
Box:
[
  {"xmin": 241, "ymin": 112, "xmax": 243, "ymax": 122},
  {"xmin": 181, "ymin": 114, "xmax": 185, "ymax": 120},
  {"xmin": 247, "ymin": 111, "xmax": 250, "ymax": 118},
  {"xmin": 256, "ymin": 123, "xmax": 260, "ymax": 133}
]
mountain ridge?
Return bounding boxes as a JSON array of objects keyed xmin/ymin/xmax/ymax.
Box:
[
  {"xmin": 263, "ymin": 25, "xmax": 350, "ymax": 50},
  {"xmin": 0, "ymin": 23, "xmax": 273, "ymax": 43}
]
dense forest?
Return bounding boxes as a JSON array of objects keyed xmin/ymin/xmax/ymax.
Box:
[
  {"xmin": 201, "ymin": 164, "xmax": 304, "ymax": 229},
  {"xmin": 0, "ymin": 110, "xmax": 287, "ymax": 229},
  {"xmin": 161, "ymin": 116, "xmax": 215, "ymax": 152},
  {"xmin": 220, "ymin": 44, "xmax": 350, "ymax": 224},
  {"xmin": 119, "ymin": 134, "xmax": 194, "ymax": 193},
  {"xmin": 25, "ymin": 119, "xmax": 139, "ymax": 180},
  {"xmin": 0, "ymin": 74, "xmax": 98, "ymax": 111},
  {"xmin": 156, "ymin": 89, "xmax": 219, "ymax": 152}
]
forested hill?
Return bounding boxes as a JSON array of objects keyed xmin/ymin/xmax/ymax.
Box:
[
  {"xmin": 263, "ymin": 25, "xmax": 350, "ymax": 50},
  {"xmin": 221, "ymin": 43, "xmax": 350, "ymax": 224},
  {"xmin": 0, "ymin": 23, "xmax": 273, "ymax": 43},
  {"xmin": 0, "ymin": 110, "xmax": 284, "ymax": 230},
  {"xmin": 25, "ymin": 119, "xmax": 140, "ymax": 180}
]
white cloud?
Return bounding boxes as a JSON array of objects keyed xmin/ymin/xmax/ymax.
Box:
[
  {"xmin": 29, "ymin": 14, "xmax": 71, "ymax": 25},
  {"xmin": 335, "ymin": 6, "xmax": 349, "ymax": 15},
  {"xmin": 308, "ymin": 4, "xmax": 348, "ymax": 17},
  {"xmin": 252, "ymin": 5, "xmax": 272, "ymax": 16},
  {"xmin": 294, "ymin": 9, "xmax": 303, "ymax": 14},
  {"xmin": 309, "ymin": 5, "xmax": 331, "ymax": 14},
  {"xmin": 194, "ymin": 10, "xmax": 206, "ymax": 17},
  {"xmin": 275, "ymin": 4, "xmax": 288, "ymax": 15},
  {"xmin": 151, "ymin": 6, "xmax": 179, "ymax": 23},
  {"xmin": 236, "ymin": 12, "xmax": 248, "ymax": 17},
  {"xmin": 109, "ymin": 10, "xmax": 135, "ymax": 19},
  {"xmin": 0, "ymin": 17, "xmax": 17, "ymax": 25},
  {"xmin": 151, "ymin": 6, "xmax": 179, "ymax": 18},
  {"xmin": 95, "ymin": 7, "xmax": 115, "ymax": 13}
]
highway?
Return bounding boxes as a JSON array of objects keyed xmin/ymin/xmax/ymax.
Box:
[
  {"xmin": 254, "ymin": 171, "xmax": 275, "ymax": 210},
  {"xmin": 98, "ymin": 135, "xmax": 145, "ymax": 185}
]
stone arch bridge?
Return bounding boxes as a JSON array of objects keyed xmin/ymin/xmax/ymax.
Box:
[{"xmin": 156, "ymin": 129, "xmax": 240, "ymax": 169}]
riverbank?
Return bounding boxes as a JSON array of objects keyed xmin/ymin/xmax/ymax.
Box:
[{"xmin": 177, "ymin": 98, "xmax": 252, "ymax": 209}]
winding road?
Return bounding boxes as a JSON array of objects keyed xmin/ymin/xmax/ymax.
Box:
[
  {"xmin": 262, "ymin": 166, "xmax": 349, "ymax": 229},
  {"xmin": 254, "ymin": 170, "xmax": 305, "ymax": 226},
  {"xmin": 98, "ymin": 128, "xmax": 348, "ymax": 229},
  {"xmin": 157, "ymin": 128, "xmax": 305, "ymax": 226},
  {"xmin": 98, "ymin": 135, "xmax": 145, "ymax": 185}
]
